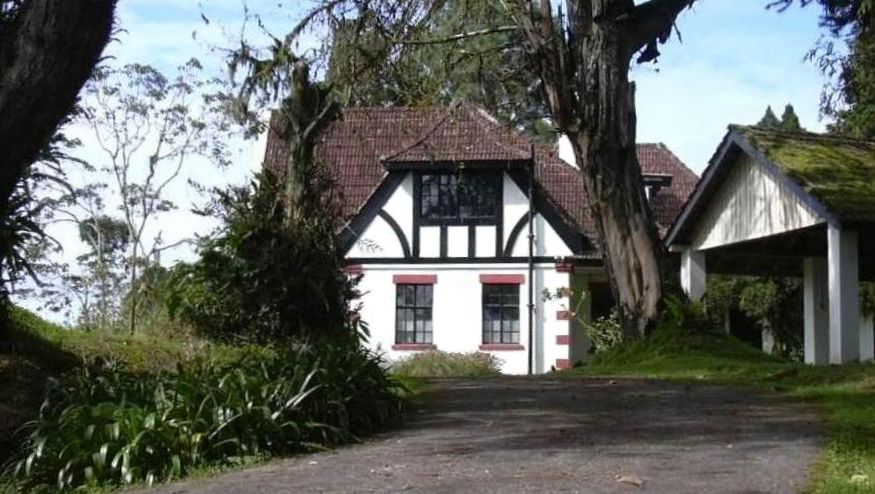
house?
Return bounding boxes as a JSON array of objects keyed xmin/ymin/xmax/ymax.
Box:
[
  {"xmin": 667, "ymin": 125, "xmax": 875, "ymax": 364},
  {"xmin": 265, "ymin": 102, "xmax": 698, "ymax": 374}
]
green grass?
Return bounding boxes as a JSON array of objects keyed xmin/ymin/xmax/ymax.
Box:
[{"xmin": 566, "ymin": 327, "xmax": 875, "ymax": 493}]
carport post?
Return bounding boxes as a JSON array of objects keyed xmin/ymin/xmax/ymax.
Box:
[
  {"xmin": 802, "ymin": 257, "xmax": 829, "ymax": 365},
  {"xmin": 828, "ymin": 225, "xmax": 860, "ymax": 364},
  {"xmin": 680, "ymin": 249, "xmax": 706, "ymax": 302}
]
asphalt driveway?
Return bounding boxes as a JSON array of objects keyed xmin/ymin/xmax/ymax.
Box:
[{"xmin": 136, "ymin": 377, "xmax": 822, "ymax": 494}]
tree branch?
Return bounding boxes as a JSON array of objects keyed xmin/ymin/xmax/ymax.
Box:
[
  {"xmin": 623, "ymin": 0, "xmax": 696, "ymax": 63},
  {"xmin": 397, "ymin": 25, "xmax": 519, "ymax": 45}
]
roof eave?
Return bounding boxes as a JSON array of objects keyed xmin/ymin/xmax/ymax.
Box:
[{"xmin": 666, "ymin": 126, "xmax": 840, "ymax": 248}]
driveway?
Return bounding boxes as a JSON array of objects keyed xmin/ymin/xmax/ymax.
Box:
[{"xmin": 137, "ymin": 377, "xmax": 822, "ymax": 494}]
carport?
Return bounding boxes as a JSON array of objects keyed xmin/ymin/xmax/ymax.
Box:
[{"xmin": 667, "ymin": 126, "xmax": 875, "ymax": 364}]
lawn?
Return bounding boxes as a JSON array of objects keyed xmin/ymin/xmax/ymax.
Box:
[{"xmin": 566, "ymin": 327, "xmax": 875, "ymax": 494}]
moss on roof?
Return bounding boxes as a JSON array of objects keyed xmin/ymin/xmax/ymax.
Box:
[{"xmin": 734, "ymin": 125, "xmax": 875, "ymax": 222}]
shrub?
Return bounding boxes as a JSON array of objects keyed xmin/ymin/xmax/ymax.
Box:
[
  {"xmin": 392, "ymin": 351, "xmax": 502, "ymax": 378},
  {"xmin": 166, "ymin": 172, "xmax": 360, "ymax": 344},
  {"xmin": 3, "ymin": 341, "xmax": 402, "ymax": 492},
  {"xmin": 585, "ymin": 310, "xmax": 624, "ymax": 354}
]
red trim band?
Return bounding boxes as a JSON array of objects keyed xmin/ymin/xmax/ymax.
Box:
[
  {"xmin": 555, "ymin": 358, "xmax": 571, "ymax": 370},
  {"xmin": 391, "ymin": 343, "xmax": 437, "ymax": 351},
  {"xmin": 479, "ymin": 343, "xmax": 525, "ymax": 351},
  {"xmin": 555, "ymin": 262, "xmax": 573, "ymax": 273},
  {"xmin": 393, "ymin": 274, "xmax": 437, "ymax": 284},
  {"xmin": 556, "ymin": 335, "xmax": 570, "ymax": 345},
  {"xmin": 345, "ymin": 264, "xmax": 363, "ymax": 275},
  {"xmin": 479, "ymin": 274, "xmax": 524, "ymax": 284},
  {"xmin": 556, "ymin": 310, "xmax": 572, "ymax": 321}
]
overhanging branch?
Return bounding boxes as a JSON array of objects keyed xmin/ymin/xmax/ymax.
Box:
[
  {"xmin": 397, "ymin": 25, "xmax": 519, "ymax": 45},
  {"xmin": 623, "ymin": 0, "xmax": 696, "ymax": 63}
]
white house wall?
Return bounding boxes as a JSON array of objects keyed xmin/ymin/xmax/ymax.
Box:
[
  {"xmin": 356, "ymin": 263, "xmax": 573, "ymax": 375},
  {"xmin": 346, "ymin": 170, "xmax": 577, "ymax": 260},
  {"xmin": 382, "ymin": 173, "xmax": 413, "ymax": 243},
  {"xmin": 691, "ymin": 154, "xmax": 824, "ymax": 250},
  {"xmin": 347, "ymin": 215, "xmax": 405, "ymax": 258},
  {"xmin": 503, "ymin": 173, "xmax": 529, "ymax": 247}
]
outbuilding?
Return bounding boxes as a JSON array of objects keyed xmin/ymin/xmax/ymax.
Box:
[{"xmin": 667, "ymin": 125, "xmax": 875, "ymax": 364}]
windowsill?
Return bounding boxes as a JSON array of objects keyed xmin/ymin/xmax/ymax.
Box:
[
  {"xmin": 391, "ymin": 343, "xmax": 437, "ymax": 351},
  {"xmin": 479, "ymin": 344, "xmax": 525, "ymax": 351}
]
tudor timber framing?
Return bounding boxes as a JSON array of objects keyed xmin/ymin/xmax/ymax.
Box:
[{"xmin": 342, "ymin": 163, "xmax": 589, "ymax": 264}]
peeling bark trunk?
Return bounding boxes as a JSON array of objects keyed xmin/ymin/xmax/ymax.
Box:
[
  {"xmin": 572, "ymin": 8, "xmax": 663, "ymax": 338},
  {"xmin": 0, "ymin": 0, "xmax": 116, "ymax": 205},
  {"xmin": 515, "ymin": 0, "xmax": 694, "ymax": 337}
]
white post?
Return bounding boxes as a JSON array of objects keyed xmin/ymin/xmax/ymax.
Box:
[
  {"xmin": 803, "ymin": 257, "xmax": 830, "ymax": 365},
  {"xmin": 680, "ymin": 249, "xmax": 707, "ymax": 302},
  {"xmin": 828, "ymin": 225, "xmax": 860, "ymax": 364},
  {"xmin": 860, "ymin": 315, "xmax": 874, "ymax": 362}
]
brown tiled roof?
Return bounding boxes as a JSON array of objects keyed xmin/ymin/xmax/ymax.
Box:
[{"xmin": 264, "ymin": 104, "xmax": 698, "ymax": 240}]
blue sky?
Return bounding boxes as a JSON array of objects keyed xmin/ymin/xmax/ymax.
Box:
[{"xmin": 114, "ymin": 0, "xmax": 832, "ymax": 172}]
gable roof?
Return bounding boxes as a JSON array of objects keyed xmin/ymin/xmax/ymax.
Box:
[
  {"xmin": 667, "ymin": 125, "xmax": 875, "ymax": 247},
  {"xmin": 735, "ymin": 126, "xmax": 875, "ymax": 223},
  {"xmin": 264, "ymin": 103, "xmax": 698, "ymax": 242}
]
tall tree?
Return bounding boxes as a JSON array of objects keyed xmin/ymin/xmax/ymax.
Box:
[
  {"xmin": 507, "ymin": 0, "xmax": 696, "ymax": 336},
  {"xmin": 0, "ymin": 0, "xmax": 117, "ymax": 305},
  {"xmin": 755, "ymin": 104, "xmax": 805, "ymax": 130},
  {"xmin": 326, "ymin": 0, "xmax": 552, "ymax": 139},
  {"xmin": 79, "ymin": 62, "xmax": 231, "ymax": 334},
  {"xmin": 771, "ymin": 0, "xmax": 873, "ymax": 137},
  {"xmin": 780, "ymin": 104, "xmax": 803, "ymax": 130},
  {"xmin": 757, "ymin": 105, "xmax": 782, "ymax": 128},
  {"xmin": 227, "ymin": 0, "xmax": 697, "ymax": 336}
]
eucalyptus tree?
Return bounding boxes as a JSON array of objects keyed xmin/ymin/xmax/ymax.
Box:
[{"xmin": 79, "ymin": 61, "xmax": 232, "ymax": 334}]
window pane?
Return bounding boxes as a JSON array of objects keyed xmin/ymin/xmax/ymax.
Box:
[
  {"xmin": 396, "ymin": 285, "xmax": 407, "ymax": 306},
  {"xmin": 502, "ymin": 286, "xmax": 519, "ymax": 305},
  {"xmin": 416, "ymin": 308, "xmax": 432, "ymax": 343},
  {"xmin": 416, "ymin": 285, "xmax": 433, "ymax": 307}
]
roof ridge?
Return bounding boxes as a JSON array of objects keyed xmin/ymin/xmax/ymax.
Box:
[
  {"xmin": 457, "ymin": 102, "xmax": 532, "ymax": 161},
  {"xmin": 732, "ymin": 124, "xmax": 875, "ymax": 146}
]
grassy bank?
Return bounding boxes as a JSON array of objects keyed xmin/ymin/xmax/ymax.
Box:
[
  {"xmin": 0, "ymin": 307, "xmax": 405, "ymax": 493},
  {"xmin": 0, "ymin": 308, "xmax": 233, "ymax": 469},
  {"xmin": 567, "ymin": 328, "xmax": 875, "ymax": 494}
]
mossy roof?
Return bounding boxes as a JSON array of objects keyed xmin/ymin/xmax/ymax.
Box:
[{"xmin": 734, "ymin": 125, "xmax": 875, "ymax": 222}]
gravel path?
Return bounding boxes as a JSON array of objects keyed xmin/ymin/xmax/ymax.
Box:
[{"xmin": 136, "ymin": 377, "xmax": 822, "ymax": 494}]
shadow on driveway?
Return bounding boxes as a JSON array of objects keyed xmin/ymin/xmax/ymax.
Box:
[{"xmin": 137, "ymin": 377, "xmax": 822, "ymax": 494}]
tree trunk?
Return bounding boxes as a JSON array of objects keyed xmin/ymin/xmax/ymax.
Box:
[
  {"xmin": 515, "ymin": 0, "xmax": 695, "ymax": 337},
  {"xmin": 0, "ymin": 0, "xmax": 116, "ymax": 326},
  {"xmin": 568, "ymin": 7, "xmax": 663, "ymax": 338}
]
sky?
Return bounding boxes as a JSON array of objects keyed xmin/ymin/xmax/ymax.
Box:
[
  {"xmin": 25, "ymin": 1, "xmax": 835, "ymax": 322},
  {"xmin": 114, "ymin": 0, "xmax": 831, "ymax": 172}
]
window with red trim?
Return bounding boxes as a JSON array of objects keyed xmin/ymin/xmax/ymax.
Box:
[
  {"xmin": 395, "ymin": 284, "xmax": 433, "ymax": 344},
  {"xmin": 482, "ymin": 284, "xmax": 520, "ymax": 344}
]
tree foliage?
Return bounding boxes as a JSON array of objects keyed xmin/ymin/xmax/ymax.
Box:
[
  {"xmin": 325, "ymin": 0, "xmax": 552, "ymax": 139},
  {"xmin": 706, "ymin": 276, "xmax": 803, "ymax": 359},
  {"xmin": 773, "ymin": 0, "xmax": 874, "ymax": 137},
  {"xmin": 756, "ymin": 104, "xmax": 805, "ymax": 131},
  {"xmin": 167, "ymin": 171, "xmax": 360, "ymax": 344},
  {"xmin": 78, "ymin": 61, "xmax": 232, "ymax": 334}
]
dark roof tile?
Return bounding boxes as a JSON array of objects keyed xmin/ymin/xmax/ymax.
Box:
[{"xmin": 264, "ymin": 105, "xmax": 698, "ymax": 240}]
